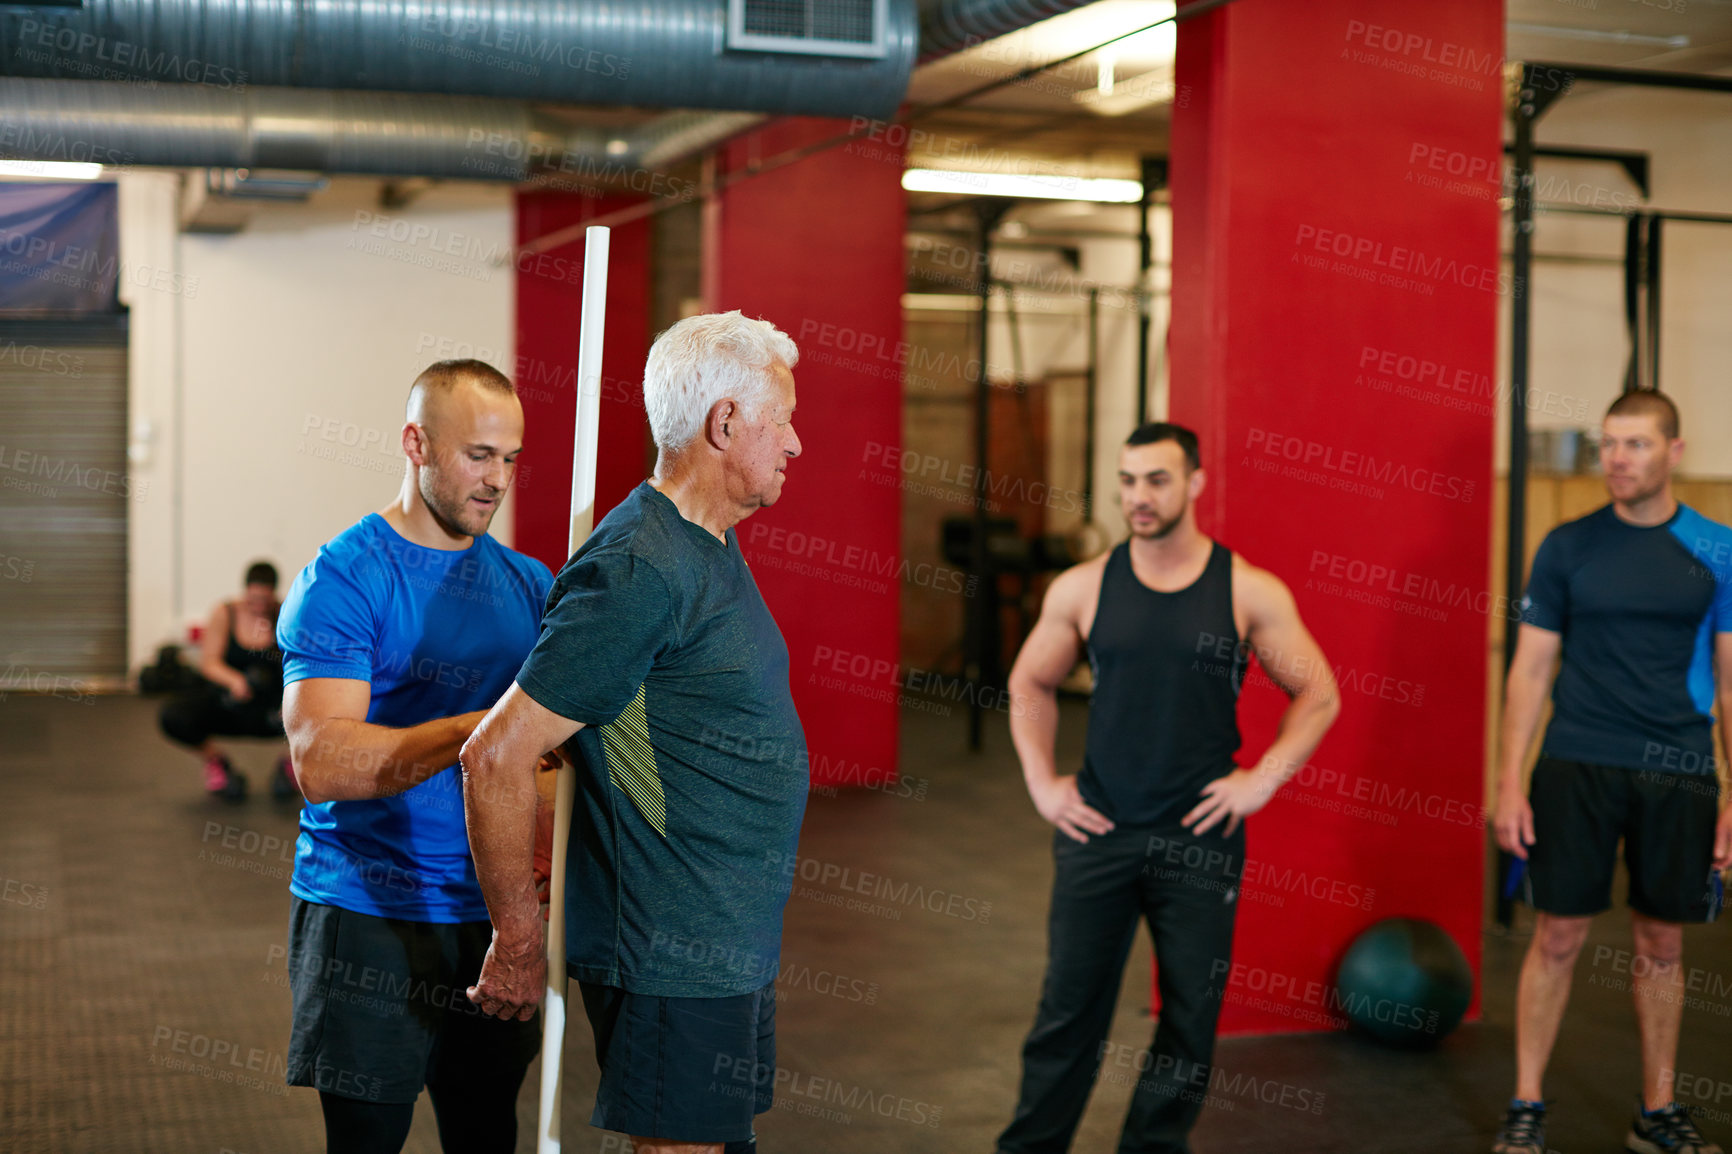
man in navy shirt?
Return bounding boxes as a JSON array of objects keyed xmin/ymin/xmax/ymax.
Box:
[
  {"xmin": 461, "ymin": 311, "xmax": 806, "ymax": 1154},
  {"xmin": 277, "ymin": 359, "xmax": 554, "ymax": 1153},
  {"xmin": 1493, "ymin": 392, "xmax": 1732, "ymax": 1154}
]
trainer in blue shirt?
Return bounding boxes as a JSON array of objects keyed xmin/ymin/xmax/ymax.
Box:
[
  {"xmin": 277, "ymin": 359, "xmax": 553, "ymax": 1154},
  {"xmin": 460, "ymin": 311, "xmax": 808, "ymax": 1154},
  {"xmin": 1491, "ymin": 391, "xmax": 1732, "ymax": 1154}
]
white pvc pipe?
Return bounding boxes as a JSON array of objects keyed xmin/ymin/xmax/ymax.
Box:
[{"xmin": 539, "ymin": 224, "xmax": 610, "ymax": 1154}]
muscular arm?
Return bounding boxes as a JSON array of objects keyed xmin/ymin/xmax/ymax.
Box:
[
  {"xmin": 198, "ymin": 603, "xmax": 249, "ymax": 698},
  {"xmin": 1186, "ymin": 566, "xmax": 1340, "ymax": 834},
  {"xmin": 1713, "ymin": 634, "xmax": 1732, "ymax": 872},
  {"xmin": 461, "ymin": 682, "xmax": 583, "ymax": 1019},
  {"xmin": 1242, "ymin": 567, "xmax": 1341, "ymax": 785},
  {"xmin": 1492, "ymin": 625, "xmax": 1562, "ymax": 858},
  {"xmin": 282, "ymin": 678, "xmax": 485, "ymax": 804},
  {"xmin": 1008, "ymin": 563, "xmax": 1114, "ymax": 842}
]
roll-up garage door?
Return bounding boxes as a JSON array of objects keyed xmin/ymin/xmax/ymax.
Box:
[{"xmin": 0, "ymin": 316, "xmax": 129, "ymax": 688}]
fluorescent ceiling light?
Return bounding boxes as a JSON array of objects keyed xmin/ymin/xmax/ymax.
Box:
[
  {"xmin": 0, "ymin": 161, "xmax": 104, "ymax": 180},
  {"xmin": 1074, "ymin": 68, "xmax": 1174, "ymax": 115},
  {"xmin": 903, "ymin": 168, "xmax": 1142, "ymax": 202},
  {"xmin": 1507, "ymin": 22, "xmax": 1688, "ymax": 48},
  {"xmin": 909, "ymin": 0, "xmax": 1177, "ymax": 112}
]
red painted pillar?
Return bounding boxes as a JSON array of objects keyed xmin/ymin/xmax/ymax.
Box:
[
  {"xmin": 707, "ymin": 118, "xmax": 906, "ymax": 788},
  {"xmin": 1169, "ymin": 1, "xmax": 1502, "ymax": 1034},
  {"xmin": 513, "ymin": 192, "xmax": 651, "ymax": 573}
]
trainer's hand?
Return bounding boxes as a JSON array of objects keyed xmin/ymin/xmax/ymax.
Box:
[
  {"xmin": 1713, "ymin": 806, "xmax": 1731, "ymax": 873},
  {"xmin": 1031, "ymin": 775, "xmax": 1115, "ymax": 843},
  {"xmin": 467, "ymin": 928, "xmax": 546, "ymax": 1022},
  {"xmin": 1494, "ymin": 783, "xmax": 1536, "ymax": 860},
  {"xmin": 1183, "ymin": 768, "xmax": 1274, "ymax": 837}
]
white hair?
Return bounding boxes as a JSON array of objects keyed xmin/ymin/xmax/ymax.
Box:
[{"xmin": 643, "ymin": 310, "xmax": 799, "ymax": 453}]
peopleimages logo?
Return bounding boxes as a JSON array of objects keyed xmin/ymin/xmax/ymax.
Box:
[
  {"xmin": 1244, "ymin": 428, "xmax": 1476, "ymax": 503},
  {"xmin": 1293, "ymin": 224, "xmax": 1513, "ymax": 296}
]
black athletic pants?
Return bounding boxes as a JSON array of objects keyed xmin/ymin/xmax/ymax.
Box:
[
  {"xmin": 998, "ymin": 821, "xmax": 1243, "ymax": 1154},
  {"xmin": 159, "ymin": 683, "xmax": 282, "ymax": 747}
]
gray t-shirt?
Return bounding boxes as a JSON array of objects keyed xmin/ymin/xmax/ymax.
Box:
[{"xmin": 516, "ymin": 481, "xmax": 809, "ymax": 997}]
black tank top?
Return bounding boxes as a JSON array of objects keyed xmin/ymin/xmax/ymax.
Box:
[
  {"xmin": 1078, "ymin": 540, "xmax": 1245, "ymax": 826},
  {"xmin": 224, "ymin": 603, "xmax": 284, "ymax": 708}
]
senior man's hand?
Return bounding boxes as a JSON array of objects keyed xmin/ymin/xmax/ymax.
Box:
[{"xmin": 467, "ymin": 926, "xmax": 547, "ymax": 1021}]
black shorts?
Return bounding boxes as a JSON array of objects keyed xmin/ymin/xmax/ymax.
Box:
[
  {"xmin": 1525, "ymin": 756, "xmax": 1723, "ymax": 923},
  {"xmin": 578, "ymin": 979, "xmax": 776, "ymax": 1145},
  {"xmin": 285, "ymin": 897, "xmax": 541, "ymax": 1103}
]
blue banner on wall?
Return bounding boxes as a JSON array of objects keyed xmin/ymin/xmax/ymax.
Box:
[{"xmin": 0, "ymin": 182, "xmax": 121, "ymax": 313}]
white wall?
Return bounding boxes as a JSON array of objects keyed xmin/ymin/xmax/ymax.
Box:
[
  {"xmin": 120, "ymin": 172, "xmax": 185, "ymax": 676},
  {"xmin": 1506, "ymin": 85, "xmax": 1732, "ymax": 475},
  {"xmin": 122, "ymin": 174, "xmax": 515, "ymax": 669}
]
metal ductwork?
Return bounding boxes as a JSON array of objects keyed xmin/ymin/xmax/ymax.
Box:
[
  {"xmin": 0, "ymin": 78, "xmax": 762, "ymax": 181},
  {"xmin": 919, "ymin": 0, "xmax": 1108, "ymax": 60},
  {"xmin": 0, "ymin": 0, "xmax": 919, "ymax": 120},
  {"xmin": 0, "ymin": 0, "xmax": 1109, "ymax": 183}
]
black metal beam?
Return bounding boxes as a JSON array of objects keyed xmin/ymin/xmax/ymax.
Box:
[
  {"xmin": 1499, "ymin": 144, "xmax": 1649, "ymax": 199},
  {"xmin": 1084, "ymin": 287, "xmax": 1099, "ymax": 523},
  {"xmin": 1136, "ymin": 157, "xmax": 1168, "ymax": 427},
  {"xmin": 1497, "ymin": 70, "xmax": 1544, "ymax": 932},
  {"xmin": 1646, "ymin": 216, "xmax": 1663, "ymax": 392},
  {"xmin": 1623, "ymin": 214, "xmax": 1643, "ymax": 392},
  {"xmin": 1526, "ymin": 60, "xmax": 1732, "ymax": 95},
  {"xmin": 1535, "ymin": 203, "xmax": 1732, "ymax": 226},
  {"xmin": 967, "ymin": 200, "xmax": 1011, "ymax": 751}
]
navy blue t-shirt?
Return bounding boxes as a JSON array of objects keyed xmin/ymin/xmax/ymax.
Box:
[
  {"xmin": 278, "ymin": 514, "xmax": 553, "ymax": 922},
  {"xmin": 1522, "ymin": 503, "xmax": 1732, "ymax": 774},
  {"xmin": 515, "ymin": 482, "xmax": 809, "ymax": 998}
]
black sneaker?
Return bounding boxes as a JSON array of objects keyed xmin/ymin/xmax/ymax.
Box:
[
  {"xmin": 270, "ymin": 756, "xmax": 299, "ymax": 802},
  {"xmin": 1628, "ymin": 1102, "xmax": 1723, "ymax": 1154},
  {"xmin": 218, "ymin": 768, "xmax": 248, "ymax": 804},
  {"xmin": 1493, "ymin": 1099, "xmax": 1547, "ymax": 1154}
]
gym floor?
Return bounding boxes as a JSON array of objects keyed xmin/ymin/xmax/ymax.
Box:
[{"xmin": 2, "ymin": 692, "xmax": 1729, "ymax": 1153}]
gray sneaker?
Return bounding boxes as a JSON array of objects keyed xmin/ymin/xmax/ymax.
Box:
[{"xmin": 1627, "ymin": 1102, "xmax": 1724, "ymax": 1154}]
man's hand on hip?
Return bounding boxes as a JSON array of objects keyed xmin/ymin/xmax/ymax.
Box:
[
  {"xmin": 1031, "ymin": 775, "xmax": 1115, "ymax": 844},
  {"xmin": 1183, "ymin": 767, "xmax": 1275, "ymax": 837},
  {"xmin": 467, "ymin": 926, "xmax": 547, "ymax": 1021}
]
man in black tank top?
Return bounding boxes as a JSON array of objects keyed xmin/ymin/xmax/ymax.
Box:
[{"xmin": 997, "ymin": 423, "xmax": 1341, "ymax": 1154}]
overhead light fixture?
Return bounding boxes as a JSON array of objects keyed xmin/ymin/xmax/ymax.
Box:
[
  {"xmin": 0, "ymin": 161, "xmax": 104, "ymax": 180},
  {"xmin": 1507, "ymin": 22, "xmax": 1688, "ymax": 49},
  {"xmin": 605, "ymin": 139, "xmax": 630, "ymax": 156},
  {"xmin": 1074, "ymin": 69, "xmax": 1174, "ymax": 115},
  {"xmin": 902, "ymin": 168, "xmax": 1142, "ymax": 203}
]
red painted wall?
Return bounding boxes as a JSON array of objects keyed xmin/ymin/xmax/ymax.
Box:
[
  {"xmin": 512, "ymin": 192, "xmax": 652, "ymax": 573},
  {"xmin": 707, "ymin": 118, "xmax": 905, "ymax": 788},
  {"xmin": 1169, "ymin": 1, "xmax": 1502, "ymax": 1034}
]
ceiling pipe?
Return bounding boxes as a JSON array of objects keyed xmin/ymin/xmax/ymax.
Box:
[
  {"xmin": 0, "ymin": 78, "xmax": 761, "ymax": 181},
  {"xmin": 0, "ymin": 0, "xmax": 1112, "ymax": 180},
  {"xmin": 0, "ymin": 0, "xmax": 919, "ymax": 120}
]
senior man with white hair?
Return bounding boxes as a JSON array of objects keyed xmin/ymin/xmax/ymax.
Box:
[{"xmin": 460, "ymin": 311, "xmax": 806, "ymax": 1154}]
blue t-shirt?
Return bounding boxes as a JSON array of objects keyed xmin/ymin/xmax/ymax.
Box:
[
  {"xmin": 278, "ymin": 514, "xmax": 554, "ymax": 922},
  {"xmin": 1522, "ymin": 503, "xmax": 1732, "ymax": 774},
  {"xmin": 515, "ymin": 482, "xmax": 809, "ymax": 998}
]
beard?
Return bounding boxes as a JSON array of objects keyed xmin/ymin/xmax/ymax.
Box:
[
  {"xmin": 1130, "ymin": 494, "xmax": 1187, "ymax": 540},
  {"xmin": 420, "ymin": 467, "xmax": 498, "ymax": 539},
  {"xmin": 1611, "ymin": 470, "xmax": 1667, "ymax": 505}
]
